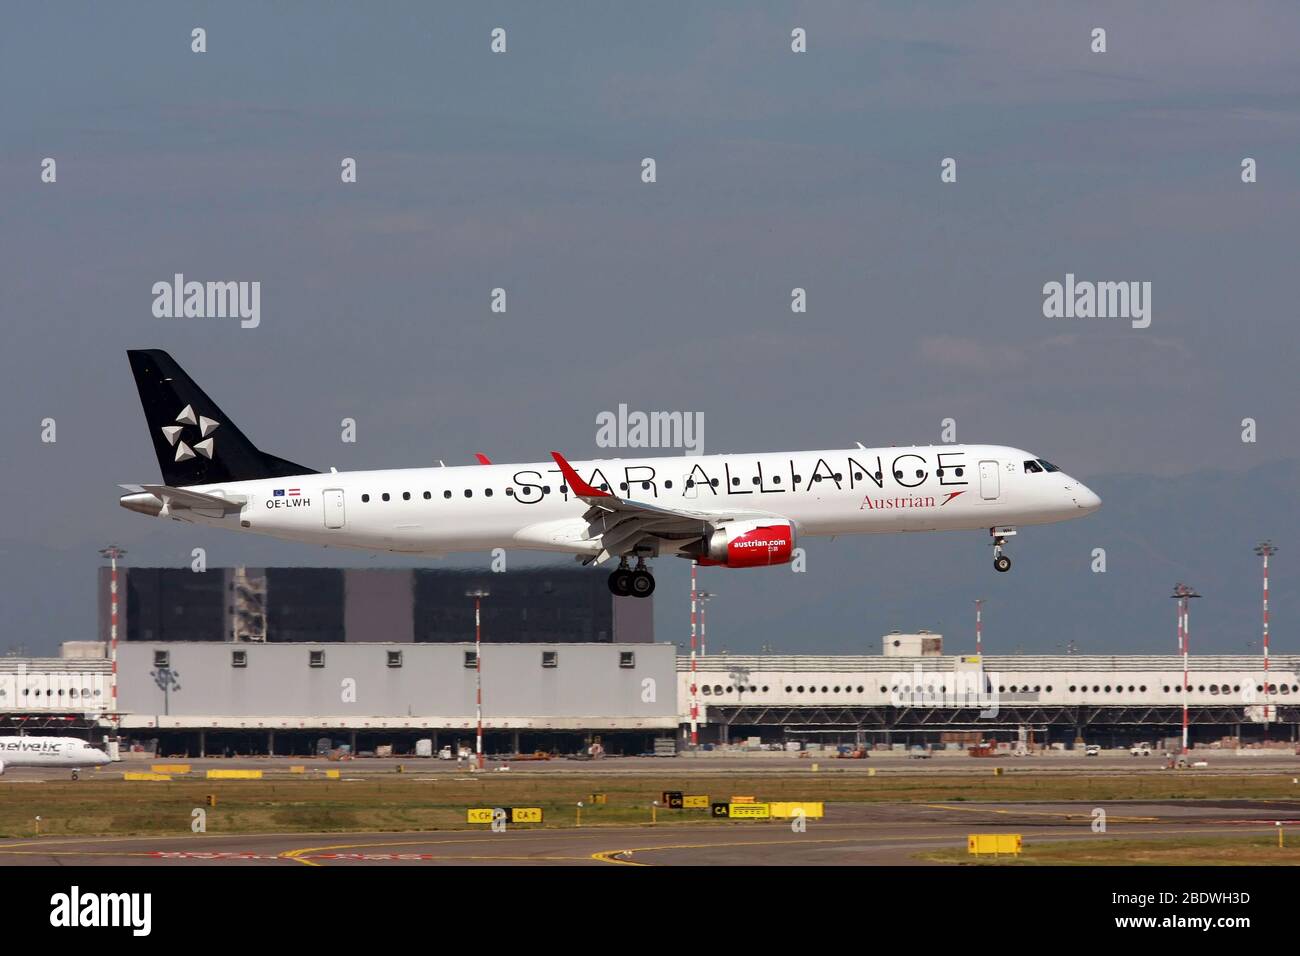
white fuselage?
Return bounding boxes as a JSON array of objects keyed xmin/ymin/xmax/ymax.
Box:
[
  {"xmin": 142, "ymin": 444, "xmax": 1100, "ymax": 558},
  {"xmin": 0, "ymin": 737, "xmax": 111, "ymax": 773}
]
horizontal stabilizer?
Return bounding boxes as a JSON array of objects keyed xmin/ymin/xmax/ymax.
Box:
[{"xmin": 120, "ymin": 484, "xmax": 247, "ymax": 518}]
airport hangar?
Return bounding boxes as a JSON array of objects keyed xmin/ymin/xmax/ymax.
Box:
[{"xmin": 0, "ymin": 567, "xmax": 1295, "ymax": 754}]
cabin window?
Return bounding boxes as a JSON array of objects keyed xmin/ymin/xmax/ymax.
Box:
[
  {"xmin": 506, "ymin": 487, "xmax": 514, "ymax": 495},
  {"xmin": 361, "ymin": 494, "xmax": 370, "ymax": 502},
  {"xmin": 954, "ymin": 468, "xmax": 963, "ymax": 477},
  {"xmin": 402, "ymin": 492, "xmax": 410, "ymax": 500},
  {"xmin": 309, "ymin": 650, "xmax": 325, "ymax": 668},
  {"xmin": 423, "ymin": 491, "xmax": 431, "ymax": 499},
  {"xmin": 619, "ymin": 652, "xmax": 635, "ymax": 668},
  {"xmin": 663, "ymin": 480, "xmax": 672, "ymax": 489},
  {"xmin": 541, "ymin": 650, "xmax": 558, "ymax": 669},
  {"xmin": 464, "ymin": 489, "xmax": 472, "ymax": 497},
  {"xmin": 387, "ymin": 650, "xmax": 403, "ymax": 668},
  {"xmin": 153, "ymin": 651, "xmax": 170, "ymax": 669},
  {"xmin": 381, "ymin": 493, "xmax": 390, "ymax": 501},
  {"xmin": 444, "ymin": 490, "xmax": 452, "ymax": 498},
  {"xmin": 232, "ymin": 650, "xmax": 247, "ymax": 668},
  {"xmin": 484, "ymin": 488, "xmax": 493, "ymax": 497}
]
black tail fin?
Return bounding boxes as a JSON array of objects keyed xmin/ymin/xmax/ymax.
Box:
[{"xmin": 127, "ymin": 349, "xmax": 317, "ymax": 486}]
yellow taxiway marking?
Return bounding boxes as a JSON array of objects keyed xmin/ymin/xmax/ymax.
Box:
[
  {"xmin": 922, "ymin": 804, "xmax": 1160, "ymax": 823},
  {"xmin": 589, "ymin": 825, "xmax": 1277, "ymax": 866},
  {"xmin": 280, "ymin": 835, "xmax": 590, "ymax": 866}
]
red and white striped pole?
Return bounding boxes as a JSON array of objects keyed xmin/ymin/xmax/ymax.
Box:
[
  {"xmin": 467, "ymin": 588, "xmax": 489, "ymax": 770},
  {"xmin": 689, "ymin": 562, "xmax": 699, "ymax": 748},
  {"xmin": 99, "ymin": 546, "xmax": 126, "ymax": 747},
  {"xmin": 975, "ymin": 599, "xmax": 984, "ymax": 656},
  {"xmin": 1172, "ymin": 583, "xmax": 1200, "ymax": 756}
]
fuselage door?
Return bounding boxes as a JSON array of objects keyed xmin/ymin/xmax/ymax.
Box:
[
  {"xmin": 978, "ymin": 460, "xmax": 1000, "ymax": 500},
  {"xmin": 323, "ymin": 488, "xmax": 346, "ymax": 529}
]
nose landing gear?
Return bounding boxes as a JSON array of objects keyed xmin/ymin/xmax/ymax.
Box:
[
  {"xmin": 71, "ymin": 769, "xmax": 80, "ymax": 781},
  {"xmin": 608, "ymin": 558, "xmax": 656, "ymax": 597},
  {"xmin": 990, "ymin": 526, "xmax": 1016, "ymax": 573}
]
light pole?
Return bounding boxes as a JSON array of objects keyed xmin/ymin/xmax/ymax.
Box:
[
  {"xmin": 975, "ymin": 599, "xmax": 984, "ymax": 656},
  {"xmin": 99, "ymin": 546, "xmax": 127, "ymax": 758},
  {"xmin": 1171, "ymin": 583, "xmax": 1201, "ymax": 755},
  {"xmin": 466, "ymin": 588, "xmax": 490, "ymax": 770},
  {"xmin": 688, "ymin": 562, "xmax": 699, "ymax": 749},
  {"xmin": 1255, "ymin": 542, "xmax": 1277, "ymax": 676},
  {"xmin": 698, "ymin": 591, "xmax": 715, "ymax": 658}
]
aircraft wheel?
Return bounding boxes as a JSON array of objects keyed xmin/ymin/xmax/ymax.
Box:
[
  {"xmin": 630, "ymin": 569, "xmax": 656, "ymax": 598},
  {"xmin": 608, "ymin": 569, "xmax": 634, "ymax": 596},
  {"xmin": 994, "ymin": 555, "xmax": 1012, "ymax": 573},
  {"xmin": 71, "ymin": 770, "xmax": 79, "ymax": 781}
]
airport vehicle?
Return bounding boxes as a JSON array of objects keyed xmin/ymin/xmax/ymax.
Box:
[
  {"xmin": 908, "ymin": 746, "xmax": 932, "ymax": 759},
  {"xmin": 1130, "ymin": 743, "xmax": 1152, "ymax": 756},
  {"xmin": 1085, "ymin": 745, "xmax": 1101, "ymax": 757},
  {"xmin": 0, "ymin": 737, "xmax": 111, "ymax": 780},
  {"xmin": 119, "ymin": 350, "xmax": 1101, "ymax": 596}
]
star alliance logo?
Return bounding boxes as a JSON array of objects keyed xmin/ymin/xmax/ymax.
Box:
[{"xmin": 160, "ymin": 404, "xmax": 220, "ymax": 462}]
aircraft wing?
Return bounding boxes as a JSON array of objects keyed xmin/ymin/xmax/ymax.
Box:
[{"xmin": 549, "ymin": 451, "xmax": 785, "ymax": 563}]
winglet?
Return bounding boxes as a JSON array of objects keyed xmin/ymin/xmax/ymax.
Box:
[
  {"xmin": 475, "ymin": 453, "xmax": 492, "ymax": 465},
  {"xmin": 550, "ymin": 451, "xmax": 610, "ymax": 498}
]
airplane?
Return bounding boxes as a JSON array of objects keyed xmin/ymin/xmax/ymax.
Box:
[
  {"xmin": 119, "ymin": 350, "xmax": 1101, "ymax": 597},
  {"xmin": 0, "ymin": 737, "xmax": 112, "ymax": 780}
]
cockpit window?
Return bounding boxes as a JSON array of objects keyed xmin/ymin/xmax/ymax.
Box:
[
  {"xmin": 1037, "ymin": 459, "xmax": 1060, "ymax": 473},
  {"xmin": 1023, "ymin": 460, "xmax": 1043, "ymax": 473}
]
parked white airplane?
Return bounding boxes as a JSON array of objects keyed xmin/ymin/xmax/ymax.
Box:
[
  {"xmin": 0, "ymin": 737, "xmax": 111, "ymax": 780},
  {"xmin": 120, "ymin": 350, "xmax": 1100, "ymax": 597}
]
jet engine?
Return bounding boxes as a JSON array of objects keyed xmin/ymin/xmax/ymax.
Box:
[{"xmin": 696, "ymin": 520, "xmax": 796, "ymax": 568}]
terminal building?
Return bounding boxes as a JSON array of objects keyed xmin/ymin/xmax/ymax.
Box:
[{"xmin": 2, "ymin": 572, "xmax": 1294, "ymax": 755}]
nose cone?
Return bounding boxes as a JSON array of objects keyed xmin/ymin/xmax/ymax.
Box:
[{"xmin": 1072, "ymin": 482, "xmax": 1102, "ymax": 513}]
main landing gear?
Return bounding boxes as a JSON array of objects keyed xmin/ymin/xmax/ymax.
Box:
[
  {"xmin": 608, "ymin": 558, "xmax": 656, "ymax": 598},
  {"xmin": 990, "ymin": 526, "xmax": 1016, "ymax": 573}
]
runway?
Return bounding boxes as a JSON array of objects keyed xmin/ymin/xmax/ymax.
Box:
[{"xmin": 1, "ymin": 800, "xmax": 1293, "ymax": 866}]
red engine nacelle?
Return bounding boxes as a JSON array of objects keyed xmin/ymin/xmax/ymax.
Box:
[{"xmin": 698, "ymin": 520, "xmax": 796, "ymax": 568}]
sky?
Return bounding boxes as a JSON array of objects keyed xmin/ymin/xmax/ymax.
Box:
[{"xmin": 1, "ymin": 2, "xmax": 1297, "ymax": 656}]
